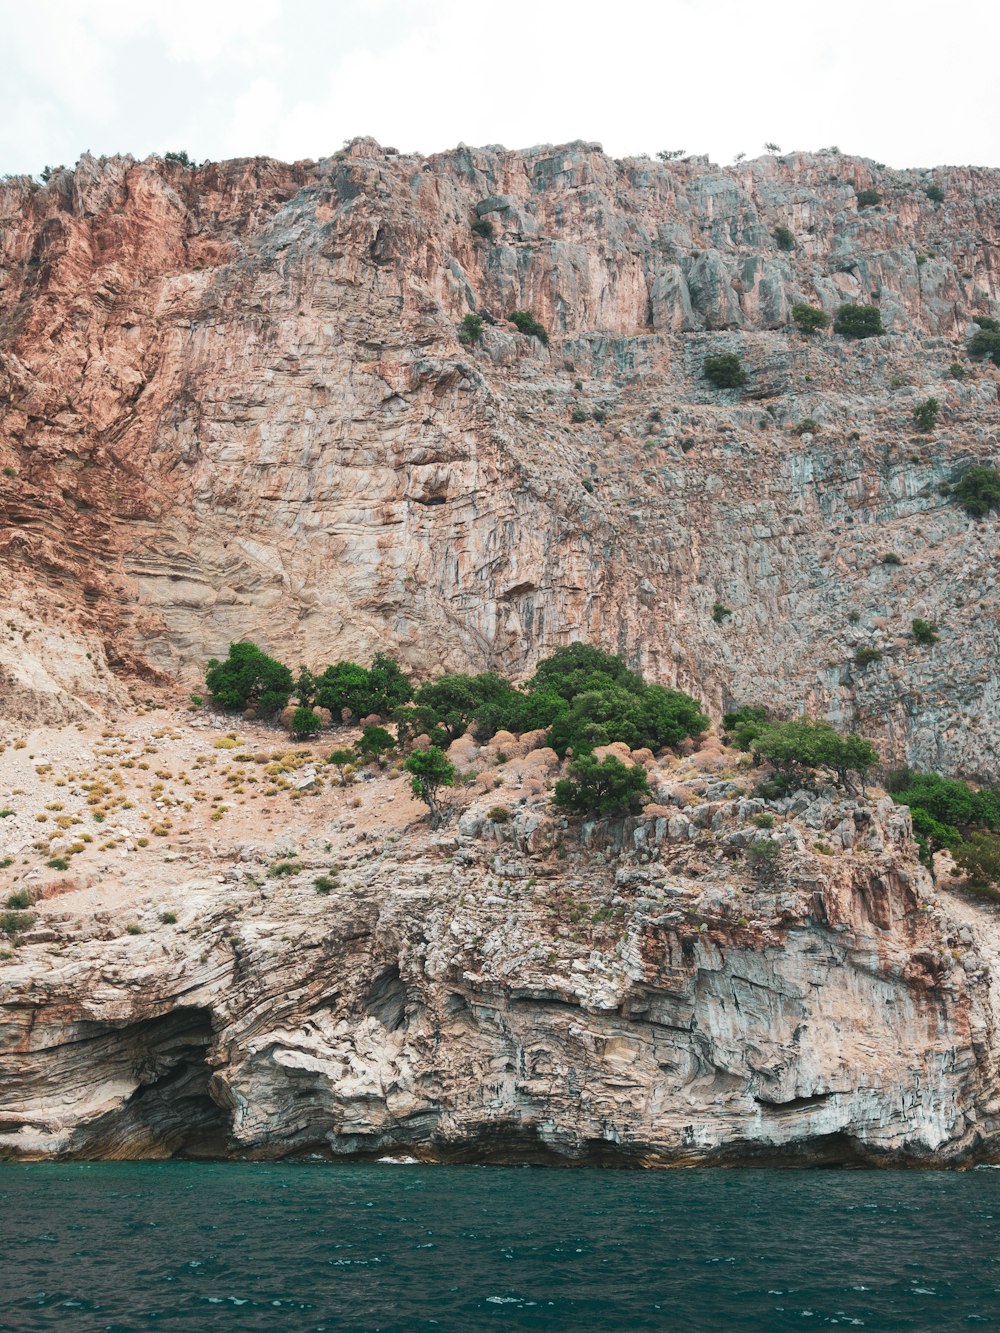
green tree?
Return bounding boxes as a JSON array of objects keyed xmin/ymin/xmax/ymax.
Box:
[
  {"xmin": 912, "ymin": 397, "xmax": 939, "ymax": 432},
  {"xmin": 404, "ymin": 746, "xmax": 456, "ymax": 825},
  {"xmin": 314, "ymin": 661, "xmax": 371, "ymax": 718},
  {"xmin": 968, "ymin": 328, "xmax": 1000, "ymax": 366},
  {"xmin": 953, "ymin": 832, "xmax": 1000, "ymax": 897},
  {"xmin": 703, "ymin": 353, "xmax": 747, "ymax": 388},
  {"xmin": 458, "ymin": 313, "xmax": 484, "ymax": 345},
  {"xmin": 792, "ymin": 302, "xmax": 829, "ymax": 334},
  {"xmin": 205, "ymin": 642, "xmax": 293, "ymax": 717},
  {"xmin": 723, "ymin": 705, "xmax": 770, "ymax": 750},
  {"xmin": 365, "ymin": 653, "xmax": 412, "ymax": 716},
  {"xmin": 855, "ymin": 189, "xmax": 882, "ymax": 208},
  {"xmin": 752, "ymin": 718, "xmax": 878, "ymax": 792},
  {"xmin": 911, "ymin": 618, "xmax": 939, "ymax": 645},
  {"xmin": 290, "ymin": 706, "xmax": 321, "ymax": 737},
  {"xmin": 925, "ymin": 184, "xmax": 945, "ymax": 203},
  {"xmin": 295, "ymin": 667, "xmax": 317, "ymax": 707},
  {"xmin": 773, "ymin": 225, "xmax": 795, "ymax": 251},
  {"xmin": 530, "ymin": 643, "xmax": 640, "ymax": 701},
  {"xmin": 953, "ymin": 465, "xmax": 1000, "ymax": 518},
  {"xmin": 356, "ymin": 725, "xmax": 394, "ymax": 765},
  {"xmin": 834, "ymin": 304, "xmax": 885, "ymax": 338},
  {"xmin": 509, "ymin": 310, "xmax": 549, "ymax": 345},
  {"xmin": 328, "ymin": 748, "xmax": 355, "ymax": 786},
  {"xmin": 553, "ymin": 754, "xmax": 651, "ymax": 818}
]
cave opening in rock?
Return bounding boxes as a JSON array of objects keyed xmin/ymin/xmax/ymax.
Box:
[{"xmin": 71, "ymin": 1006, "xmax": 230, "ymax": 1160}]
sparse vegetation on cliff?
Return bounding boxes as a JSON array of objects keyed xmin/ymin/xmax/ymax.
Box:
[
  {"xmin": 509, "ymin": 310, "xmax": 549, "ymax": 345},
  {"xmin": 834, "ymin": 304, "xmax": 885, "ymax": 338},
  {"xmin": 703, "ymin": 353, "xmax": 747, "ymax": 389},
  {"xmin": 458, "ymin": 313, "xmax": 484, "ymax": 344}
]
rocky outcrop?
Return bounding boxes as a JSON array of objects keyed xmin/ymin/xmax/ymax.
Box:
[
  {"xmin": 2, "ymin": 729, "xmax": 998, "ymax": 1165},
  {"xmin": 1, "ymin": 142, "xmax": 999, "ymax": 774}
]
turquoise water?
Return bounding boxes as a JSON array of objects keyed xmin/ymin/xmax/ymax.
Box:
[{"xmin": 1, "ymin": 1164, "xmax": 998, "ymax": 1331}]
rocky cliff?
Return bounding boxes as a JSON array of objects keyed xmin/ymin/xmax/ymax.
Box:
[
  {"xmin": 2, "ymin": 710, "xmax": 999, "ymax": 1165},
  {"xmin": 1, "ymin": 140, "xmax": 999, "ymax": 772}
]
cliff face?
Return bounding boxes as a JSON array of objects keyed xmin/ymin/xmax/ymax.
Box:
[
  {"xmin": 1, "ymin": 141, "xmax": 999, "ymax": 772},
  {"xmin": 1, "ymin": 710, "xmax": 998, "ymax": 1166}
]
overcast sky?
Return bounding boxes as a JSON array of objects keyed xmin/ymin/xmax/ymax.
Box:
[{"xmin": 2, "ymin": 0, "xmax": 997, "ymax": 177}]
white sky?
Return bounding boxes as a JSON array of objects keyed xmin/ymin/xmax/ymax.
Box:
[{"xmin": 2, "ymin": 0, "xmax": 997, "ymax": 177}]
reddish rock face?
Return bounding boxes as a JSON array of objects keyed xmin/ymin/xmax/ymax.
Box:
[{"xmin": 0, "ymin": 142, "xmax": 998, "ymax": 773}]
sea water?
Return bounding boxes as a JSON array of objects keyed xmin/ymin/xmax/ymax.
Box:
[{"xmin": 1, "ymin": 1162, "xmax": 997, "ymax": 1330}]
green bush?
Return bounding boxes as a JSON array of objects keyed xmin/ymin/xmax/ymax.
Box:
[
  {"xmin": 458, "ymin": 313, "xmax": 484, "ymax": 345},
  {"xmin": 703, "ymin": 353, "xmax": 747, "ymax": 389},
  {"xmin": 973, "ymin": 316, "xmax": 1000, "ymax": 332},
  {"xmin": 206, "ymin": 642, "xmax": 293, "ymax": 716},
  {"xmin": 570, "ymin": 407, "xmax": 589, "ymax": 423},
  {"xmin": 752, "ymin": 718, "xmax": 879, "ymax": 791},
  {"xmin": 791, "ymin": 303, "xmax": 829, "ymax": 334},
  {"xmin": 356, "ymin": 725, "xmax": 394, "ymax": 763},
  {"xmin": 853, "ymin": 647, "xmax": 883, "ymax": 667},
  {"xmin": 487, "ymin": 805, "xmax": 511, "ymax": 823},
  {"xmin": 773, "ymin": 225, "xmax": 795, "ymax": 251},
  {"xmin": 723, "ymin": 705, "xmax": 770, "ymax": 751},
  {"xmin": 949, "ymin": 362, "xmax": 966, "ymax": 379},
  {"xmin": 834, "ymin": 304, "xmax": 885, "ymax": 338},
  {"xmin": 269, "ymin": 860, "xmax": 302, "ymax": 877},
  {"xmin": 509, "ymin": 310, "xmax": 549, "ymax": 345},
  {"xmin": 315, "ymin": 654, "xmax": 411, "ymax": 719},
  {"xmin": 855, "ymin": 189, "xmax": 882, "ymax": 208},
  {"xmin": 968, "ymin": 328, "xmax": 1000, "ymax": 366},
  {"xmin": 164, "ymin": 150, "xmax": 193, "ymax": 167},
  {"xmin": 290, "ymin": 706, "xmax": 321, "ymax": 737},
  {"xmin": 953, "ymin": 465, "xmax": 1000, "ymax": 518},
  {"xmin": 746, "ymin": 838, "xmax": 781, "ymax": 885},
  {"xmin": 403, "ymin": 746, "xmax": 456, "ymax": 823},
  {"xmin": 882, "ymin": 552, "xmax": 902, "ymax": 566},
  {"xmin": 712, "ymin": 603, "xmax": 732, "ymax": 623},
  {"xmin": 328, "ymin": 748, "xmax": 355, "ymax": 785},
  {"xmin": 911, "ymin": 618, "xmax": 939, "ymax": 645},
  {"xmin": 912, "ymin": 397, "xmax": 939, "ymax": 432},
  {"xmin": 553, "ymin": 754, "xmax": 651, "ymax": 818},
  {"xmin": 793, "ymin": 419, "xmax": 819, "ymax": 435},
  {"xmin": 314, "ymin": 875, "xmax": 337, "ymax": 894},
  {"xmin": 470, "ymin": 217, "xmax": 494, "ymax": 239},
  {"xmin": 925, "ymin": 184, "xmax": 945, "ymax": 204},
  {"xmin": 6, "ymin": 890, "xmax": 31, "ymax": 909},
  {"xmin": 953, "ymin": 832, "xmax": 1000, "ymax": 897},
  {"xmin": 0, "ymin": 911, "xmax": 35, "ymax": 936}
]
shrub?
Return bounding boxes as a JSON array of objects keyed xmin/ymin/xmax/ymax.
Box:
[
  {"xmin": 269, "ymin": 860, "xmax": 302, "ymax": 877},
  {"xmin": 855, "ymin": 189, "xmax": 881, "ymax": 208},
  {"xmin": 46, "ymin": 856, "xmax": 70, "ymax": 870},
  {"xmin": 723, "ymin": 705, "xmax": 769, "ymax": 751},
  {"xmin": 2, "ymin": 466, "xmax": 15, "ymax": 478},
  {"xmin": 553, "ymin": 754, "xmax": 651, "ymax": 818},
  {"xmin": 752, "ymin": 718, "xmax": 879, "ymax": 792},
  {"xmin": 792, "ymin": 303, "xmax": 829, "ymax": 334},
  {"xmin": 314, "ymin": 875, "xmax": 337, "ymax": 894},
  {"xmin": 925, "ymin": 184, "xmax": 945, "ymax": 203},
  {"xmin": 746, "ymin": 839, "xmax": 781, "ymax": 885},
  {"xmin": 457, "ymin": 313, "xmax": 484, "ymax": 345},
  {"xmin": 315, "ymin": 653, "xmax": 411, "ymax": 719},
  {"xmin": 882, "ymin": 552, "xmax": 902, "ymax": 566},
  {"xmin": 834, "ymin": 304, "xmax": 884, "ymax": 338},
  {"xmin": 487, "ymin": 805, "xmax": 511, "ymax": 823},
  {"xmin": 773, "ymin": 225, "xmax": 795, "ymax": 251},
  {"xmin": 712, "ymin": 603, "xmax": 732, "ymax": 623},
  {"xmin": 912, "ymin": 397, "xmax": 939, "ymax": 432},
  {"xmin": 703, "ymin": 353, "xmax": 747, "ymax": 389},
  {"xmin": 954, "ymin": 832, "xmax": 1000, "ymax": 897},
  {"xmin": 328, "ymin": 748, "xmax": 355, "ymax": 785},
  {"xmin": 509, "ymin": 310, "xmax": 549, "ymax": 345},
  {"xmin": 206, "ymin": 642, "xmax": 293, "ymax": 717},
  {"xmin": 290, "ymin": 707, "xmax": 321, "ymax": 737},
  {"xmin": 470, "ymin": 217, "xmax": 494, "ymax": 239},
  {"xmin": 160, "ymin": 911, "xmax": 178, "ymax": 924},
  {"xmin": 414, "ymin": 673, "xmax": 516, "ymax": 742},
  {"xmin": 404, "ymin": 747, "xmax": 456, "ymax": 824},
  {"xmin": 164, "ymin": 150, "xmax": 193, "ymax": 167},
  {"xmin": 968, "ymin": 328, "xmax": 1000, "ymax": 366},
  {"xmin": 752, "ymin": 813, "xmax": 775, "ymax": 829},
  {"xmin": 6, "ymin": 891, "xmax": 31, "ymax": 909},
  {"xmin": 571, "ymin": 407, "xmax": 589, "ymax": 423},
  {"xmin": 973, "ymin": 316, "xmax": 1000, "ymax": 332},
  {"xmin": 911, "ymin": 618, "xmax": 939, "ymax": 645},
  {"xmin": 356, "ymin": 725, "xmax": 394, "ymax": 764},
  {"xmin": 953, "ymin": 465, "xmax": 1000, "ymax": 518},
  {"xmin": 547, "ymin": 682, "xmax": 706, "ymax": 758},
  {"xmin": 887, "ymin": 770, "xmax": 1000, "ymax": 868},
  {"xmin": 853, "ymin": 647, "xmax": 883, "ymax": 667},
  {"xmin": 949, "ymin": 362, "xmax": 966, "ymax": 379},
  {"xmin": 0, "ymin": 911, "xmax": 35, "ymax": 936},
  {"xmin": 793, "ymin": 419, "xmax": 819, "ymax": 435}
]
